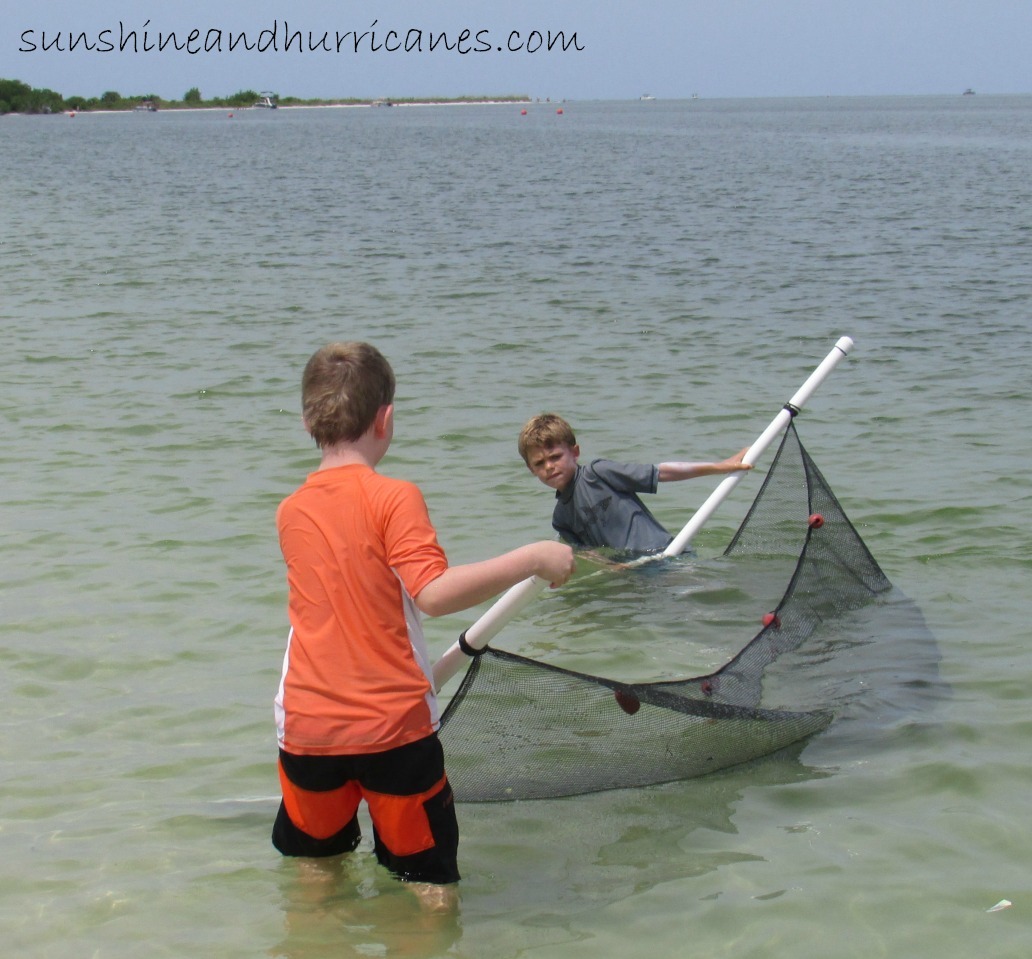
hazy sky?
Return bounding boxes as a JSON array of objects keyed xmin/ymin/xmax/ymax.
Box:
[{"xmin": 7, "ymin": 0, "xmax": 1032, "ymax": 101}]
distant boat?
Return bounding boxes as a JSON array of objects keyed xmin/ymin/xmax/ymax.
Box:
[
  {"xmin": 254, "ymin": 93, "xmax": 278, "ymax": 109},
  {"xmin": 134, "ymin": 100, "xmax": 157, "ymax": 112},
  {"xmin": 962, "ymin": 88, "xmax": 976, "ymax": 96},
  {"xmin": 639, "ymin": 94, "xmax": 655, "ymax": 101},
  {"xmin": 371, "ymin": 98, "xmax": 394, "ymax": 108}
]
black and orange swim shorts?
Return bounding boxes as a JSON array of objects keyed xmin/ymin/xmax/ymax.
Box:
[{"xmin": 272, "ymin": 734, "xmax": 460, "ymax": 885}]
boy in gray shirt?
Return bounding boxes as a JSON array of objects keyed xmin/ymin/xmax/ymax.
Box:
[{"xmin": 518, "ymin": 413, "xmax": 751, "ymax": 553}]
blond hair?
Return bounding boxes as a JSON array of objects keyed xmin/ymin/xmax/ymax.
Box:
[
  {"xmin": 517, "ymin": 413, "xmax": 577, "ymax": 464},
  {"xmin": 301, "ymin": 342, "xmax": 396, "ymax": 447}
]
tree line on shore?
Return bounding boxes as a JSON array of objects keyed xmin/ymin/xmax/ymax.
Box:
[
  {"xmin": 0, "ymin": 78, "xmax": 530, "ymax": 114},
  {"xmin": 0, "ymin": 79, "xmax": 262, "ymax": 113}
]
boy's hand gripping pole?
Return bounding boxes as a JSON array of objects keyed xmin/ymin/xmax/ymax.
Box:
[
  {"xmin": 432, "ymin": 335, "xmax": 854, "ymax": 692},
  {"xmin": 662, "ymin": 334, "xmax": 853, "ymax": 557}
]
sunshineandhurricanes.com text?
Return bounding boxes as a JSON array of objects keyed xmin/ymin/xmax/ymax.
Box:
[{"xmin": 18, "ymin": 19, "xmax": 585, "ymax": 57}]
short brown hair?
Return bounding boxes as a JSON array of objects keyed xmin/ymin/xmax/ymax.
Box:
[
  {"xmin": 517, "ymin": 413, "xmax": 577, "ymax": 464},
  {"xmin": 301, "ymin": 342, "xmax": 396, "ymax": 447}
]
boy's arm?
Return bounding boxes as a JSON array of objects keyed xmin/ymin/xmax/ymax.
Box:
[
  {"xmin": 657, "ymin": 447, "xmax": 753, "ymax": 482},
  {"xmin": 414, "ymin": 541, "xmax": 575, "ymax": 618}
]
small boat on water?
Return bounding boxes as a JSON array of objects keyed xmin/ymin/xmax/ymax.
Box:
[
  {"xmin": 371, "ymin": 98, "xmax": 394, "ymax": 108},
  {"xmin": 639, "ymin": 93, "xmax": 656, "ymax": 101},
  {"xmin": 134, "ymin": 100, "xmax": 158, "ymax": 112},
  {"xmin": 963, "ymin": 88, "xmax": 976, "ymax": 96},
  {"xmin": 254, "ymin": 93, "xmax": 278, "ymax": 109}
]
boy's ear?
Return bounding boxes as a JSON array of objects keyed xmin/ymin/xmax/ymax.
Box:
[
  {"xmin": 571, "ymin": 443, "xmax": 580, "ymax": 459},
  {"xmin": 373, "ymin": 403, "xmax": 394, "ymax": 439}
]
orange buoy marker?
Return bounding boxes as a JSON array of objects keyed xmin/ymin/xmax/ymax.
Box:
[
  {"xmin": 808, "ymin": 513, "xmax": 824, "ymax": 529},
  {"xmin": 762, "ymin": 612, "xmax": 782, "ymax": 629},
  {"xmin": 556, "ymin": 108, "xmax": 564, "ymax": 115},
  {"xmin": 521, "ymin": 109, "xmax": 527, "ymax": 115}
]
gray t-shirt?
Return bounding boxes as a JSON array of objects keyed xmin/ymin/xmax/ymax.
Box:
[{"xmin": 552, "ymin": 459, "xmax": 672, "ymax": 553}]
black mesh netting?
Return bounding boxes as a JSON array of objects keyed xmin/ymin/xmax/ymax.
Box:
[{"xmin": 438, "ymin": 422, "xmax": 893, "ymax": 801}]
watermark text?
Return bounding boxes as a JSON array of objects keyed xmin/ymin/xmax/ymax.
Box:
[{"xmin": 18, "ymin": 19, "xmax": 585, "ymax": 58}]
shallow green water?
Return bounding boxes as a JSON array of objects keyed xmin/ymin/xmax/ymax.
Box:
[{"xmin": 2, "ymin": 97, "xmax": 1030, "ymax": 957}]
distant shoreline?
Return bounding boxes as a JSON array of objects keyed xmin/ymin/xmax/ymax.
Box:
[
  {"xmin": 30, "ymin": 100, "xmax": 543, "ymax": 118},
  {"xmin": 0, "ymin": 78, "xmax": 535, "ymax": 115},
  {"xmin": 232, "ymin": 99, "xmax": 536, "ymax": 109}
]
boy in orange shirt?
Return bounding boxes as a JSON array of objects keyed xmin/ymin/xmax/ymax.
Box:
[{"xmin": 273, "ymin": 342, "xmax": 574, "ymax": 887}]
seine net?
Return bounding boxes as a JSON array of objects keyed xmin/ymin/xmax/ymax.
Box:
[{"xmin": 438, "ymin": 422, "xmax": 892, "ymax": 801}]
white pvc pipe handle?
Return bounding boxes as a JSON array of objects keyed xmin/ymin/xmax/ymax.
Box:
[{"xmin": 663, "ymin": 336, "xmax": 853, "ymax": 557}]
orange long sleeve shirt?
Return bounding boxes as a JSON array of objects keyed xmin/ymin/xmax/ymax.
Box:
[{"xmin": 275, "ymin": 464, "xmax": 449, "ymax": 755}]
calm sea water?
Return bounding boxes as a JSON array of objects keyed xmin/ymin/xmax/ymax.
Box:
[{"xmin": 2, "ymin": 96, "xmax": 1031, "ymax": 958}]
